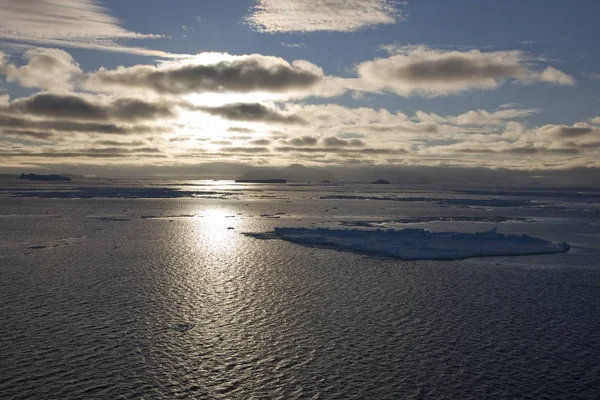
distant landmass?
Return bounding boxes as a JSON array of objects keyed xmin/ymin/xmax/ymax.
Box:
[
  {"xmin": 237, "ymin": 164, "xmax": 336, "ymax": 183},
  {"xmin": 371, "ymin": 179, "xmax": 390, "ymax": 184},
  {"xmin": 19, "ymin": 173, "xmax": 71, "ymax": 181},
  {"xmin": 235, "ymin": 179, "xmax": 287, "ymax": 183}
]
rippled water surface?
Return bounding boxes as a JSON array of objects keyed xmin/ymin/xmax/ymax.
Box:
[{"xmin": 1, "ymin": 182, "xmax": 600, "ymax": 399}]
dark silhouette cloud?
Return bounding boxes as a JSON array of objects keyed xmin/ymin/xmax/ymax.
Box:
[
  {"xmin": 9, "ymin": 93, "xmax": 176, "ymax": 122},
  {"xmin": 196, "ymin": 103, "xmax": 306, "ymax": 124}
]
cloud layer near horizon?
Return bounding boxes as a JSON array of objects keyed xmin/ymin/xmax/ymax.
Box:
[{"xmin": 0, "ymin": 47, "xmax": 594, "ymax": 171}]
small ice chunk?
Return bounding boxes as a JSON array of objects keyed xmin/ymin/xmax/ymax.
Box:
[{"xmin": 172, "ymin": 322, "xmax": 195, "ymax": 332}]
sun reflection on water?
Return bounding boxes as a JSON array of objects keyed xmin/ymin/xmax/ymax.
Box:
[{"xmin": 195, "ymin": 207, "xmax": 241, "ymax": 255}]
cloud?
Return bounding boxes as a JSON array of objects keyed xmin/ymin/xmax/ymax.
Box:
[
  {"xmin": 422, "ymin": 119, "xmax": 600, "ymax": 163},
  {"xmin": 227, "ymin": 127, "xmax": 255, "ymax": 133},
  {"xmin": 0, "ymin": 113, "xmax": 165, "ymax": 135},
  {"xmin": 0, "ymin": 0, "xmax": 176, "ymax": 57},
  {"xmin": 195, "ymin": 103, "xmax": 306, "ymax": 125},
  {"xmin": 6, "ymin": 92, "xmax": 177, "ymax": 122},
  {"xmin": 94, "ymin": 140, "xmax": 146, "ymax": 147},
  {"xmin": 583, "ymin": 72, "xmax": 600, "ymax": 80},
  {"xmin": 246, "ymin": 0, "xmax": 405, "ymax": 33},
  {"xmin": 219, "ymin": 146, "xmax": 270, "ymax": 154},
  {"xmin": 322, "ymin": 136, "xmax": 365, "ymax": 147},
  {"xmin": 536, "ymin": 124, "xmax": 600, "ymax": 144},
  {"xmin": 0, "ymin": 147, "xmax": 164, "ymax": 159},
  {"xmin": 354, "ymin": 47, "xmax": 575, "ymax": 96},
  {"xmin": 1, "ymin": 48, "xmax": 81, "ymax": 90},
  {"xmin": 417, "ymin": 108, "xmax": 541, "ymax": 126},
  {"xmin": 85, "ymin": 53, "xmax": 323, "ymax": 95},
  {"xmin": 0, "ymin": 129, "xmax": 54, "ymax": 140},
  {"xmin": 248, "ymin": 138, "xmax": 271, "ymax": 146},
  {"xmin": 539, "ymin": 67, "xmax": 576, "ymax": 86},
  {"xmin": 281, "ymin": 42, "xmax": 305, "ymax": 48},
  {"xmin": 274, "ymin": 146, "xmax": 405, "ymax": 155},
  {"xmin": 288, "ymin": 136, "xmax": 318, "ymax": 146},
  {"xmin": 0, "ymin": 0, "xmax": 151, "ymax": 39}
]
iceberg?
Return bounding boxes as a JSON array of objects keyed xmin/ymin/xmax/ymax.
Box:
[{"xmin": 271, "ymin": 227, "xmax": 570, "ymax": 260}]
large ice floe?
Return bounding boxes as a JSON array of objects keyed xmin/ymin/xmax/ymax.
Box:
[{"xmin": 267, "ymin": 227, "xmax": 569, "ymax": 260}]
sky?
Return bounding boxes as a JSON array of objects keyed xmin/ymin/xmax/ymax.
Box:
[{"xmin": 0, "ymin": 0, "xmax": 599, "ymax": 177}]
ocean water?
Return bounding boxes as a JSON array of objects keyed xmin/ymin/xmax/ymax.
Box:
[{"xmin": 1, "ymin": 181, "xmax": 600, "ymax": 399}]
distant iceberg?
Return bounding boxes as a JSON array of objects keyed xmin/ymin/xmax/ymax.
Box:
[{"xmin": 272, "ymin": 227, "xmax": 570, "ymax": 260}]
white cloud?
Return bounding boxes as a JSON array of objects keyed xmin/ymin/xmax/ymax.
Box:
[
  {"xmin": 281, "ymin": 42, "xmax": 305, "ymax": 48},
  {"xmin": 539, "ymin": 67, "xmax": 576, "ymax": 86},
  {"xmin": 443, "ymin": 108, "xmax": 540, "ymax": 126},
  {"xmin": 0, "ymin": 0, "xmax": 177, "ymax": 57},
  {"xmin": 1, "ymin": 48, "xmax": 82, "ymax": 90},
  {"xmin": 246, "ymin": 0, "xmax": 405, "ymax": 33},
  {"xmin": 0, "ymin": 0, "xmax": 148, "ymax": 39}
]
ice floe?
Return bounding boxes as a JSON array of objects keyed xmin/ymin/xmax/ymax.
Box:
[
  {"xmin": 321, "ymin": 195, "xmax": 536, "ymax": 207},
  {"xmin": 250, "ymin": 227, "xmax": 571, "ymax": 260},
  {"xmin": 339, "ymin": 216, "xmax": 530, "ymax": 227}
]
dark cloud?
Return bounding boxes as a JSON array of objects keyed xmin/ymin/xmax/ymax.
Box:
[
  {"xmin": 0, "ymin": 130, "xmax": 54, "ymax": 140},
  {"xmin": 275, "ymin": 146, "xmax": 405, "ymax": 155},
  {"xmin": 288, "ymin": 136, "xmax": 318, "ymax": 146},
  {"xmin": 390, "ymin": 56, "xmax": 522, "ymax": 83},
  {"xmin": 196, "ymin": 103, "xmax": 306, "ymax": 124},
  {"xmin": 248, "ymin": 139, "xmax": 271, "ymax": 145},
  {"xmin": 86, "ymin": 55, "xmax": 322, "ymax": 95},
  {"xmin": 219, "ymin": 146, "xmax": 270, "ymax": 153},
  {"xmin": 322, "ymin": 136, "xmax": 365, "ymax": 147},
  {"xmin": 540, "ymin": 126, "xmax": 595, "ymax": 139},
  {"xmin": 455, "ymin": 146, "xmax": 580, "ymax": 155},
  {"xmin": 0, "ymin": 114, "xmax": 165, "ymax": 135},
  {"xmin": 0, "ymin": 149, "xmax": 165, "ymax": 159},
  {"xmin": 9, "ymin": 93, "xmax": 176, "ymax": 122},
  {"xmin": 227, "ymin": 127, "xmax": 255, "ymax": 133},
  {"xmin": 365, "ymin": 123, "xmax": 438, "ymax": 134},
  {"xmin": 94, "ymin": 140, "xmax": 146, "ymax": 147}
]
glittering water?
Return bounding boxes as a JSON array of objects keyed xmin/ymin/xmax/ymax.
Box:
[{"xmin": 1, "ymin": 182, "xmax": 600, "ymax": 399}]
